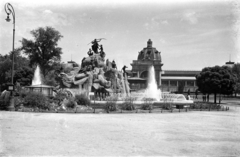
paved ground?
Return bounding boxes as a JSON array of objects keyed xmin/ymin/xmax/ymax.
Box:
[{"xmin": 0, "ymin": 100, "xmax": 240, "ymax": 156}]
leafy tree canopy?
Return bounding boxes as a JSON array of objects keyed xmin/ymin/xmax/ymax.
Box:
[
  {"xmin": 21, "ymin": 26, "xmax": 63, "ymax": 78},
  {"xmin": 0, "ymin": 50, "xmax": 32, "ymax": 91},
  {"xmin": 196, "ymin": 65, "xmax": 237, "ymax": 103},
  {"xmin": 232, "ymin": 63, "xmax": 240, "ymax": 94}
]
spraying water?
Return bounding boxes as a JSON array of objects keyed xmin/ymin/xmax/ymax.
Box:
[
  {"xmin": 32, "ymin": 65, "xmax": 42, "ymax": 85},
  {"xmin": 144, "ymin": 65, "xmax": 161, "ymax": 101}
]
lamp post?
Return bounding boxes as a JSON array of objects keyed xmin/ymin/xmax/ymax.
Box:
[
  {"xmin": 5, "ymin": 3, "xmax": 15, "ymax": 85},
  {"xmin": 5, "ymin": 3, "xmax": 15, "ymax": 111}
]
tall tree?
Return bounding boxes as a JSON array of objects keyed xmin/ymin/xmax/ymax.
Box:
[
  {"xmin": 232, "ymin": 63, "xmax": 240, "ymax": 96},
  {"xmin": 0, "ymin": 50, "xmax": 32, "ymax": 91},
  {"xmin": 21, "ymin": 26, "xmax": 63, "ymax": 78},
  {"xmin": 196, "ymin": 66, "xmax": 237, "ymax": 103},
  {"xmin": 14, "ymin": 66, "xmax": 34, "ymax": 86}
]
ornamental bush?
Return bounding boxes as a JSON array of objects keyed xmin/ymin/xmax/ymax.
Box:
[
  {"xmin": 54, "ymin": 91, "xmax": 68, "ymax": 105},
  {"xmin": 75, "ymin": 94, "xmax": 91, "ymax": 106},
  {"xmin": 121, "ymin": 97, "xmax": 136, "ymax": 111},
  {"xmin": 65, "ymin": 97, "xmax": 76, "ymax": 109},
  {"xmin": 105, "ymin": 94, "xmax": 118, "ymax": 111},
  {"xmin": 141, "ymin": 98, "xmax": 154, "ymax": 110},
  {"xmin": 24, "ymin": 92, "xmax": 48, "ymax": 110}
]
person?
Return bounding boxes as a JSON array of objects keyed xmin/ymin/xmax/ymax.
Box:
[
  {"xmin": 207, "ymin": 94, "xmax": 209, "ymax": 102},
  {"xmin": 195, "ymin": 89, "xmax": 198, "ymax": 99}
]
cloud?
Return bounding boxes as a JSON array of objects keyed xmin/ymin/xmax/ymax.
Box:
[
  {"xmin": 43, "ymin": 10, "xmax": 53, "ymax": 14},
  {"xmin": 161, "ymin": 20, "xmax": 169, "ymax": 25},
  {"xmin": 181, "ymin": 11, "xmax": 198, "ymax": 24},
  {"xmin": 41, "ymin": 10, "xmax": 72, "ymax": 26},
  {"xmin": 144, "ymin": 17, "xmax": 170, "ymax": 30}
]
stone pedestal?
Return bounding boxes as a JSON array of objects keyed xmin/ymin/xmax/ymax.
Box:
[{"xmin": 8, "ymin": 96, "xmax": 15, "ymax": 111}]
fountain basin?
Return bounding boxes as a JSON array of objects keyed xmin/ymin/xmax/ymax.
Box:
[
  {"xmin": 25, "ymin": 84, "xmax": 54, "ymax": 97},
  {"xmin": 91, "ymin": 100, "xmax": 193, "ymax": 105}
]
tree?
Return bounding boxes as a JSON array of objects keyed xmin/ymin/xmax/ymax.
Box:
[
  {"xmin": 21, "ymin": 26, "xmax": 63, "ymax": 78},
  {"xmin": 0, "ymin": 50, "xmax": 31, "ymax": 91},
  {"xmin": 232, "ymin": 63, "xmax": 240, "ymax": 96},
  {"xmin": 0, "ymin": 56, "xmax": 12, "ymax": 91},
  {"xmin": 14, "ymin": 66, "xmax": 34, "ymax": 86},
  {"xmin": 196, "ymin": 66, "xmax": 237, "ymax": 103}
]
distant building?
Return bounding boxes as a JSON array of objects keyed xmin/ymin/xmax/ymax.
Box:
[
  {"xmin": 128, "ymin": 39, "xmax": 200, "ymax": 93},
  {"xmin": 225, "ymin": 60, "xmax": 235, "ymax": 68}
]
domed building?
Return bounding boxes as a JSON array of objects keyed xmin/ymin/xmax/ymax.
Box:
[
  {"xmin": 128, "ymin": 39, "xmax": 200, "ymax": 93},
  {"xmin": 129, "ymin": 39, "xmax": 163, "ymax": 89}
]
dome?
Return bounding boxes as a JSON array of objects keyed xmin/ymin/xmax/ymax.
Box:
[{"xmin": 137, "ymin": 39, "xmax": 161, "ymax": 62}]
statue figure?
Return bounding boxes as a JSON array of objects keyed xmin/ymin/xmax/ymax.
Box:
[
  {"xmin": 89, "ymin": 38, "xmax": 105, "ymax": 54},
  {"xmin": 99, "ymin": 45, "xmax": 103, "ymax": 52},
  {"xmin": 122, "ymin": 65, "xmax": 128, "ymax": 77},
  {"xmin": 112, "ymin": 60, "xmax": 117, "ymax": 69},
  {"xmin": 87, "ymin": 48, "xmax": 93, "ymax": 56}
]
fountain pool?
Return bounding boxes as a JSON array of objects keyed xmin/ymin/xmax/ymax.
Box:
[{"xmin": 92, "ymin": 65, "xmax": 194, "ymax": 105}]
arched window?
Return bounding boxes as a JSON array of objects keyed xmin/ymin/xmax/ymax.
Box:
[{"xmin": 140, "ymin": 71, "xmax": 148, "ymax": 79}]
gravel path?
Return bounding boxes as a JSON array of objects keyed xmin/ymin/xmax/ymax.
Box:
[{"xmin": 0, "ymin": 105, "xmax": 240, "ymax": 156}]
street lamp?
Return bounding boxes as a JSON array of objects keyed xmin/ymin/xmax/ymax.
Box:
[
  {"xmin": 5, "ymin": 3, "xmax": 15, "ymax": 85},
  {"xmin": 5, "ymin": 3, "xmax": 15, "ymax": 111}
]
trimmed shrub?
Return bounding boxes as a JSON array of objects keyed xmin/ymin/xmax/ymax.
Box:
[
  {"xmin": 54, "ymin": 92, "xmax": 68, "ymax": 106},
  {"xmin": 161, "ymin": 103, "xmax": 172, "ymax": 110},
  {"xmin": 75, "ymin": 94, "xmax": 91, "ymax": 106},
  {"xmin": 24, "ymin": 92, "xmax": 48, "ymax": 110},
  {"xmin": 141, "ymin": 98, "xmax": 154, "ymax": 110},
  {"xmin": 65, "ymin": 97, "xmax": 76, "ymax": 109},
  {"xmin": 190, "ymin": 102, "xmax": 221, "ymax": 110},
  {"xmin": 18, "ymin": 89, "xmax": 29, "ymax": 98},
  {"xmin": 121, "ymin": 97, "xmax": 136, "ymax": 111},
  {"xmin": 105, "ymin": 94, "xmax": 118, "ymax": 111}
]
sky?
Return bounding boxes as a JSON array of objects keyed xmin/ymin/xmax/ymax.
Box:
[{"xmin": 0, "ymin": 0, "xmax": 240, "ymax": 71}]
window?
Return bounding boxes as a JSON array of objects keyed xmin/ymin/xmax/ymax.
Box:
[
  {"xmin": 162, "ymin": 80, "xmax": 169, "ymax": 86},
  {"xmin": 186, "ymin": 81, "xmax": 194, "ymax": 86},
  {"xmin": 170, "ymin": 81, "xmax": 177, "ymax": 86}
]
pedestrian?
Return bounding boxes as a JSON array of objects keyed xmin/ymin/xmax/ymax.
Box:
[
  {"xmin": 202, "ymin": 94, "xmax": 206, "ymax": 102},
  {"xmin": 207, "ymin": 94, "xmax": 209, "ymax": 102},
  {"xmin": 195, "ymin": 89, "xmax": 198, "ymax": 99}
]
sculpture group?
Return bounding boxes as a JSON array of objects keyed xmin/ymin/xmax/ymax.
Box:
[{"xmin": 55, "ymin": 39, "xmax": 130, "ymax": 99}]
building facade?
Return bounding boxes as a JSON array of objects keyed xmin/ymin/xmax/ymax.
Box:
[{"xmin": 128, "ymin": 39, "xmax": 200, "ymax": 93}]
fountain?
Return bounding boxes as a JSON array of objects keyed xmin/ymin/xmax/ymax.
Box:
[
  {"xmin": 32, "ymin": 65, "xmax": 42, "ymax": 85},
  {"xmin": 144, "ymin": 65, "xmax": 161, "ymax": 101},
  {"xmin": 53, "ymin": 38, "xmax": 193, "ymax": 106},
  {"xmin": 25, "ymin": 65, "xmax": 53, "ymax": 97}
]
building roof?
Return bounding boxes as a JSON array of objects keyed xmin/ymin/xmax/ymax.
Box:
[
  {"xmin": 225, "ymin": 61, "xmax": 235, "ymax": 65},
  {"xmin": 128, "ymin": 77, "xmax": 146, "ymax": 81},
  {"xmin": 161, "ymin": 76, "xmax": 196, "ymax": 80},
  {"xmin": 162, "ymin": 70, "xmax": 200, "ymax": 77}
]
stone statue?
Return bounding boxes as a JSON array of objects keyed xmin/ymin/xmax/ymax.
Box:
[
  {"xmin": 89, "ymin": 38, "xmax": 105, "ymax": 54},
  {"xmin": 54, "ymin": 39, "xmax": 130, "ymax": 99},
  {"xmin": 122, "ymin": 65, "xmax": 128, "ymax": 77},
  {"xmin": 87, "ymin": 48, "xmax": 93, "ymax": 56},
  {"xmin": 112, "ymin": 60, "xmax": 117, "ymax": 69}
]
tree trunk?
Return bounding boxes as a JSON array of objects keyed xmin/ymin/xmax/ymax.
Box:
[{"xmin": 214, "ymin": 93, "xmax": 217, "ymax": 104}]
